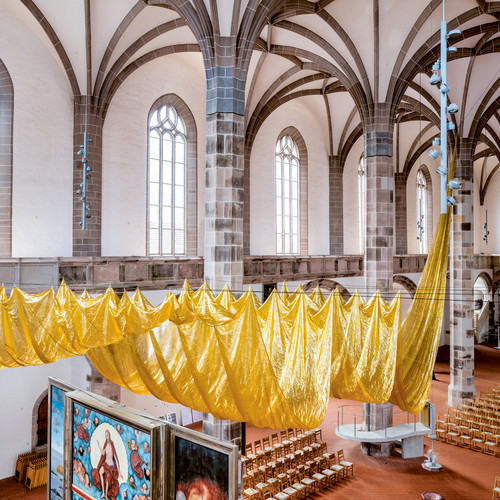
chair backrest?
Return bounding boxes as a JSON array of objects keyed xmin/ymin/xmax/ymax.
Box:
[
  {"xmin": 271, "ymin": 433, "xmax": 279, "ymax": 445},
  {"xmin": 288, "ymin": 469, "xmax": 297, "ymax": 483},
  {"xmin": 337, "ymin": 449, "xmax": 345, "ymax": 462},
  {"xmin": 287, "ymin": 428, "xmax": 295, "ymax": 439},
  {"xmin": 319, "ymin": 442, "xmax": 327, "ymax": 454},
  {"xmin": 255, "ymin": 439, "xmax": 263, "ymax": 452},
  {"xmin": 279, "ymin": 474, "xmax": 290, "ymax": 489},
  {"xmin": 495, "ymin": 475, "xmax": 500, "ymax": 488},
  {"xmin": 280, "ymin": 430, "xmax": 287, "ymax": 442},
  {"xmin": 242, "ymin": 474, "xmax": 252, "ymax": 490},
  {"xmin": 263, "ymin": 436, "xmax": 270, "ymax": 448},
  {"xmin": 245, "ymin": 443, "xmax": 253, "ymax": 456}
]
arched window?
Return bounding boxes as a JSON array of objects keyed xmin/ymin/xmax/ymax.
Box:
[
  {"xmin": 276, "ymin": 135, "xmax": 300, "ymax": 254},
  {"xmin": 416, "ymin": 169, "xmax": 427, "ymax": 253},
  {"xmin": 0, "ymin": 58, "xmax": 13, "ymax": 258},
  {"xmin": 358, "ymin": 156, "xmax": 366, "ymax": 254},
  {"xmin": 147, "ymin": 96, "xmax": 197, "ymax": 257}
]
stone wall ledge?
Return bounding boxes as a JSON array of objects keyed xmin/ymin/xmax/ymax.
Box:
[{"xmin": 0, "ymin": 254, "xmax": 496, "ymax": 293}]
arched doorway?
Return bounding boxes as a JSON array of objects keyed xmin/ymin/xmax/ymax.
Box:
[
  {"xmin": 32, "ymin": 391, "xmax": 48, "ymax": 448},
  {"xmin": 474, "ymin": 273, "xmax": 493, "ymax": 343}
]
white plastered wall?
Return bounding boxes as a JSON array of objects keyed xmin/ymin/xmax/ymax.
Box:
[
  {"xmin": 249, "ymin": 98, "xmax": 330, "ymax": 256},
  {"xmin": 101, "ymin": 53, "xmax": 206, "ymax": 256},
  {"xmin": 0, "ymin": 356, "xmax": 90, "ymax": 479},
  {"xmin": 475, "ymin": 160, "xmax": 500, "ymax": 255},
  {"xmin": 0, "ymin": 5, "xmax": 73, "ymax": 258},
  {"xmin": 342, "ymin": 139, "xmax": 364, "ymax": 255}
]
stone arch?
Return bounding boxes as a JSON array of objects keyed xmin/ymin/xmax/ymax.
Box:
[
  {"xmin": 276, "ymin": 127, "xmax": 308, "ymax": 255},
  {"xmin": 147, "ymin": 94, "xmax": 198, "ymax": 257},
  {"xmin": 393, "ymin": 275, "xmax": 417, "ymax": 298},
  {"xmin": 303, "ymin": 279, "xmax": 351, "ymax": 301},
  {"xmin": 0, "ymin": 58, "xmax": 13, "ymax": 258},
  {"xmin": 31, "ymin": 389, "xmax": 48, "ymax": 449},
  {"xmin": 475, "ymin": 272, "xmax": 493, "ymax": 306}
]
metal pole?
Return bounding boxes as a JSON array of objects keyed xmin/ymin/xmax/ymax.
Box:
[{"xmin": 439, "ymin": 17, "xmax": 448, "ymax": 214}]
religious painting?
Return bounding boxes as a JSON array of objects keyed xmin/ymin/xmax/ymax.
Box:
[
  {"xmin": 64, "ymin": 390, "xmax": 166, "ymax": 500},
  {"xmin": 48, "ymin": 377, "xmax": 79, "ymax": 500},
  {"xmin": 168, "ymin": 424, "xmax": 238, "ymax": 500}
]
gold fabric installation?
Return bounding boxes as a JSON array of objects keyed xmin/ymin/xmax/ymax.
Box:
[{"xmin": 0, "ymin": 156, "xmax": 455, "ymax": 429}]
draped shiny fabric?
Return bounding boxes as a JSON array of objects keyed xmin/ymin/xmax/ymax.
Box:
[{"xmin": 0, "ymin": 155, "xmax": 454, "ymax": 426}]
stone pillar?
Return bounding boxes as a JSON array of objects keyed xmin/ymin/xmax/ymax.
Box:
[
  {"xmin": 395, "ymin": 172, "xmax": 407, "ymax": 255},
  {"xmin": 329, "ymin": 155, "xmax": 344, "ymax": 254},
  {"xmin": 73, "ymin": 98, "xmax": 103, "ymax": 256},
  {"xmin": 204, "ymin": 38, "xmax": 245, "ymax": 292},
  {"xmin": 203, "ymin": 39, "xmax": 244, "ymax": 462},
  {"xmin": 86, "ymin": 361, "xmax": 121, "ymax": 401},
  {"xmin": 202, "ymin": 414, "xmax": 243, "ymax": 451},
  {"xmin": 448, "ymin": 138, "xmax": 476, "ymax": 407},
  {"xmin": 362, "ymin": 103, "xmax": 395, "ymax": 456},
  {"xmin": 364, "ymin": 110, "xmax": 394, "ymax": 296}
]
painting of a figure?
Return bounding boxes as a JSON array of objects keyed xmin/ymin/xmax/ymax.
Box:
[
  {"xmin": 174, "ymin": 436, "xmax": 229, "ymax": 500},
  {"xmin": 71, "ymin": 401, "xmax": 152, "ymax": 500},
  {"xmin": 49, "ymin": 384, "xmax": 66, "ymax": 500}
]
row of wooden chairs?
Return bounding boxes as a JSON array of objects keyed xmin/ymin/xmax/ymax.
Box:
[
  {"xmin": 438, "ymin": 406, "xmax": 500, "ymax": 436},
  {"xmin": 247, "ymin": 441, "xmax": 328, "ymax": 478},
  {"xmin": 436, "ymin": 421, "xmax": 500, "ymax": 456},
  {"xmin": 244, "ymin": 429, "xmax": 322, "ymax": 472},
  {"xmin": 242, "ymin": 447, "xmax": 354, "ymax": 500}
]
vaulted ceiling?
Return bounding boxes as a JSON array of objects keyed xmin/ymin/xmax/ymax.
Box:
[{"xmin": 2, "ymin": 0, "xmax": 500, "ymax": 195}]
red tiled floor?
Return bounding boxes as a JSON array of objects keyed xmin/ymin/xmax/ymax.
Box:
[{"xmin": 2, "ymin": 344, "xmax": 499, "ymax": 500}]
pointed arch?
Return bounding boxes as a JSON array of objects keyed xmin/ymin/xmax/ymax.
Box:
[
  {"xmin": 276, "ymin": 127, "xmax": 308, "ymax": 255},
  {"xmin": 147, "ymin": 94, "xmax": 198, "ymax": 257}
]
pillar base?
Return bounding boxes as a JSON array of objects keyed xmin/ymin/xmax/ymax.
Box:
[
  {"xmin": 447, "ymin": 385, "xmax": 476, "ymax": 408},
  {"xmin": 360, "ymin": 441, "xmax": 395, "ymax": 457}
]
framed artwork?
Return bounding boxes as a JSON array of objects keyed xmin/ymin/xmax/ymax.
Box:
[
  {"xmin": 48, "ymin": 377, "xmax": 79, "ymax": 500},
  {"xmin": 168, "ymin": 424, "xmax": 238, "ymax": 500},
  {"xmin": 165, "ymin": 413, "xmax": 177, "ymax": 425},
  {"xmin": 64, "ymin": 390, "xmax": 166, "ymax": 500}
]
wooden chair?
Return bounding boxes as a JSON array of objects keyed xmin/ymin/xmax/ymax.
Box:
[
  {"xmin": 271, "ymin": 432, "xmax": 282, "ymax": 452},
  {"xmin": 445, "ymin": 423, "xmax": 460, "ymax": 446},
  {"xmin": 321, "ymin": 467, "xmax": 338, "ymax": 487},
  {"xmin": 262, "ymin": 436, "xmax": 274, "ymax": 461},
  {"xmin": 435, "ymin": 420, "xmax": 447, "ymax": 441},
  {"xmin": 493, "ymin": 475, "xmax": 500, "ymax": 500},
  {"xmin": 337, "ymin": 449, "xmax": 354, "ymax": 477},
  {"xmin": 471, "ymin": 429, "xmax": 485, "ymax": 452},
  {"xmin": 242, "ymin": 486, "xmax": 261, "ymax": 499},
  {"xmin": 274, "ymin": 475, "xmax": 292, "ymax": 500},
  {"xmin": 246, "ymin": 443, "xmax": 257, "ymax": 471},
  {"xmin": 329, "ymin": 454, "xmax": 345, "ymax": 479},
  {"xmin": 484, "ymin": 433, "xmax": 499, "ymax": 456},
  {"xmin": 255, "ymin": 482, "xmax": 273, "ymax": 499},
  {"xmin": 458, "ymin": 426, "xmax": 471, "ymax": 448},
  {"xmin": 313, "ymin": 428, "xmax": 323, "ymax": 442},
  {"xmin": 288, "ymin": 470, "xmax": 307, "ymax": 500},
  {"xmin": 300, "ymin": 474, "xmax": 317, "ymax": 496}
]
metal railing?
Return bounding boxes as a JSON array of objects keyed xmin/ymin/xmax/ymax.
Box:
[{"xmin": 336, "ymin": 404, "xmax": 424, "ymax": 439}]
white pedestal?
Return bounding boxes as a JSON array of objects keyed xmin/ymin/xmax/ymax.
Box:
[{"xmin": 401, "ymin": 435, "xmax": 424, "ymax": 459}]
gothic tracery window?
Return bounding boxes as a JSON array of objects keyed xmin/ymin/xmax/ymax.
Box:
[
  {"xmin": 276, "ymin": 135, "xmax": 299, "ymax": 255},
  {"xmin": 148, "ymin": 104, "xmax": 186, "ymax": 255},
  {"xmin": 416, "ymin": 168, "xmax": 428, "ymax": 254}
]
